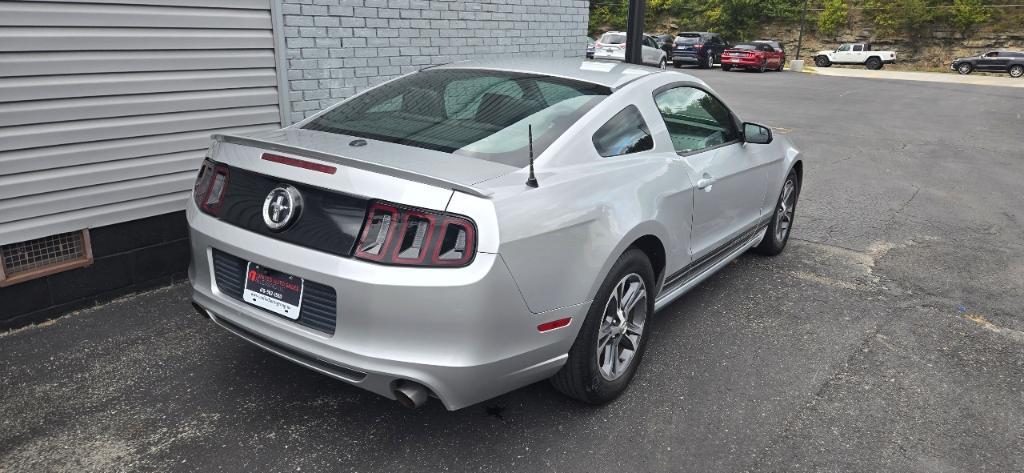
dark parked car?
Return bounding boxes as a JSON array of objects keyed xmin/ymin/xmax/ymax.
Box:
[
  {"xmin": 753, "ymin": 40, "xmax": 786, "ymax": 67},
  {"xmin": 952, "ymin": 50, "xmax": 1024, "ymax": 78},
  {"xmin": 651, "ymin": 33, "xmax": 675, "ymax": 45},
  {"xmin": 672, "ymin": 32, "xmax": 729, "ymax": 69}
]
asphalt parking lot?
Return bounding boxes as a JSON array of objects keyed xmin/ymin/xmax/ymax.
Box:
[{"xmin": 2, "ymin": 67, "xmax": 1022, "ymax": 473}]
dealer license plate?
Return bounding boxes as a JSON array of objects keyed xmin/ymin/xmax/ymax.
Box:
[
  {"xmin": 243, "ymin": 263, "xmax": 304, "ymax": 320},
  {"xmin": 730, "ymin": 58, "xmax": 740, "ymax": 62}
]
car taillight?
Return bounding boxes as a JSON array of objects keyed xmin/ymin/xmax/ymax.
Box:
[
  {"xmin": 618, "ymin": 43, "xmax": 626, "ymax": 49},
  {"xmin": 193, "ymin": 159, "xmax": 230, "ymax": 216},
  {"xmin": 595, "ymin": 42, "xmax": 602, "ymax": 48},
  {"xmin": 354, "ymin": 201, "xmax": 476, "ymax": 267},
  {"xmin": 694, "ymin": 44, "xmax": 703, "ymax": 49}
]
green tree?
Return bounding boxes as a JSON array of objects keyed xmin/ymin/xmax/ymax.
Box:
[
  {"xmin": 817, "ymin": 0, "xmax": 849, "ymax": 38},
  {"xmin": 863, "ymin": 0, "xmax": 933, "ymax": 39},
  {"xmin": 950, "ymin": 0, "xmax": 991, "ymax": 36}
]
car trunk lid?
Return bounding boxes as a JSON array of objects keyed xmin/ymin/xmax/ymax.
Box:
[{"xmin": 213, "ymin": 128, "xmax": 521, "ymax": 198}]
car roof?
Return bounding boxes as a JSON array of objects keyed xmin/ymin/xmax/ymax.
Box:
[{"xmin": 432, "ymin": 57, "xmax": 678, "ymax": 89}]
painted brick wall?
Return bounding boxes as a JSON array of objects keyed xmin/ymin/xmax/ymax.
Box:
[{"xmin": 281, "ymin": 0, "xmax": 590, "ymax": 122}]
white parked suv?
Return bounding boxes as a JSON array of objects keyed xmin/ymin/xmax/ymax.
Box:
[
  {"xmin": 814, "ymin": 43, "xmax": 897, "ymax": 70},
  {"xmin": 592, "ymin": 31, "xmax": 668, "ymax": 68}
]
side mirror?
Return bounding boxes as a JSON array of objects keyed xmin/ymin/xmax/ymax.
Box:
[{"xmin": 743, "ymin": 123, "xmax": 773, "ymax": 144}]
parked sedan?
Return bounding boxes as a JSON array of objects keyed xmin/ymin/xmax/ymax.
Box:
[
  {"xmin": 952, "ymin": 50, "xmax": 1024, "ymax": 78},
  {"xmin": 721, "ymin": 43, "xmax": 785, "ymax": 72},
  {"xmin": 188, "ymin": 59, "xmax": 802, "ymax": 410},
  {"xmin": 592, "ymin": 31, "xmax": 668, "ymax": 68}
]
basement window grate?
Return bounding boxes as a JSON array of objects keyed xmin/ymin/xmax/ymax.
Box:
[{"xmin": 0, "ymin": 230, "xmax": 93, "ymax": 287}]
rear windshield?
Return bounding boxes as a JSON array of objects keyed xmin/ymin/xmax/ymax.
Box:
[
  {"xmin": 600, "ymin": 33, "xmax": 626, "ymax": 44},
  {"xmin": 303, "ymin": 69, "xmax": 610, "ymax": 166},
  {"xmin": 732, "ymin": 44, "xmax": 757, "ymax": 50},
  {"xmin": 675, "ymin": 34, "xmax": 702, "ymax": 44}
]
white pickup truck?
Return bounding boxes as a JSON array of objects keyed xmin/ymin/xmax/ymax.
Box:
[{"xmin": 814, "ymin": 43, "xmax": 897, "ymax": 70}]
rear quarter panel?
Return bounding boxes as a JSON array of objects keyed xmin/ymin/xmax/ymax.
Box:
[{"xmin": 480, "ymin": 74, "xmax": 700, "ymax": 314}]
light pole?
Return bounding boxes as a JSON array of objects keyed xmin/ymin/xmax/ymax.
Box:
[
  {"xmin": 792, "ymin": 0, "xmax": 810, "ymax": 71},
  {"xmin": 624, "ymin": 0, "xmax": 645, "ymax": 65}
]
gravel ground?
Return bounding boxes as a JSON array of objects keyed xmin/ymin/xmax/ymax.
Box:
[{"xmin": 1, "ymin": 67, "xmax": 1022, "ymax": 473}]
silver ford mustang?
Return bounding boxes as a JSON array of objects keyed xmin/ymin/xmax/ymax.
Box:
[{"xmin": 188, "ymin": 58, "xmax": 802, "ymax": 410}]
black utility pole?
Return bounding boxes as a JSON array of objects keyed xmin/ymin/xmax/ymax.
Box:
[
  {"xmin": 624, "ymin": 0, "xmax": 645, "ymax": 65},
  {"xmin": 795, "ymin": 0, "xmax": 809, "ymax": 60}
]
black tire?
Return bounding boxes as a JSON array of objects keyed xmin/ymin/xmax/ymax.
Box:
[
  {"xmin": 776, "ymin": 59, "xmax": 785, "ymax": 72},
  {"xmin": 551, "ymin": 248, "xmax": 655, "ymax": 404},
  {"xmin": 672, "ymin": 61, "xmax": 683, "ymax": 69},
  {"xmin": 699, "ymin": 54, "xmax": 711, "ymax": 69},
  {"xmin": 865, "ymin": 57, "xmax": 883, "ymax": 70},
  {"xmin": 754, "ymin": 169, "xmax": 800, "ymax": 256},
  {"xmin": 815, "ymin": 55, "xmax": 831, "ymax": 67},
  {"xmin": 957, "ymin": 63, "xmax": 973, "ymax": 75},
  {"xmin": 721, "ymin": 65, "xmax": 732, "ymax": 72},
  {"xmin": 658, "ymin": 58, "xmax": 667, "ymax": 70},
  {"xmin": 758, "ymin": 60, "xmax": 767, "ymax": 73},
  {"xmin": 1010, "ymin": 65, "xmax": 1024, "ymax": 78}
]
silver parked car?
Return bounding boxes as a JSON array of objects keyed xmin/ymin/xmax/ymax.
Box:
[
  {"xmin": 189, "ymin": 59, "xmax": 802, "ymax": 410},
  {"xmin": 592, "ymin": 31, "xmax": 668, "ymax": 68}
]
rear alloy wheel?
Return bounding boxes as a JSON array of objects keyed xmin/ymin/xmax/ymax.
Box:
[
  {"xmin": 754, "ymin": 169, "xmax": 800, "ymax": 256},
  {"xmin": 1010, "ymin": 65, "xmax": 1024, "ymax": 78},
  {"xmin": 957, "ymin": 63, "xmax": 973, "ymax": 75},
  {"xmin": 776, "ymin": 59, "xmax": 785, "ymax": 71},
  {"xmin": 866, "ymin": 57, "xmax": 883, "ymax": 70},
  {"xmin": 758, "ymin": 60, "xmax": 767, "ymax": 73},
  {"xmin": 551, "ymin": 249, "xmax": 654, "ymax": 404},
  {"xmin": 815, "ymin": 55, "xmax": 832, "ymax": 67}
]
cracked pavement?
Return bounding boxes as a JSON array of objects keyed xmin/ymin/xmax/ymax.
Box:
[{"xmin": 1, "ymin": 69, "xmax": 1022, "ymax": 472}]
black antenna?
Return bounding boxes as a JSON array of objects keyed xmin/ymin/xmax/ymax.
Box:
[{"xmin": 526, "ymin": 124, "xmax": 539, "ymax": 188}]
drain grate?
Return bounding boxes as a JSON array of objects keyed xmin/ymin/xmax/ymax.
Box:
[{"xmin": 0, "ymin": 230, "xmax": 92, "ymax": 286}]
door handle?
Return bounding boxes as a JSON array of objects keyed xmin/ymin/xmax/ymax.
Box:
[{"xmin": 697, "ymin": 176, "xmax": 716, "ymax": 191}]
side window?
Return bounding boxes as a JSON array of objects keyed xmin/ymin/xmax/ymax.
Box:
[
  {"xmin": 654, "ymin": 86, "xmax": 740, "ymax": 154},
  {"xmin": 838, "ymin": 44, "xmax": 851, "ymax": 52},
  {"xmin": 985, "ymin": 51, "xmax": 998, "ymax": 57},
  {"xmin": 592, "ymin": 105, "xmax": 653, "ymax": 158},
  {"xmin": 853, "ymin": 44, "xmax": 863, "ymax": 52}
]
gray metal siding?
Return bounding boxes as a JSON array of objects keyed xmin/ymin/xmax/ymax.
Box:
[{"xmin": 0, "ymin": 0, "xmax": 286, "ymax": 245}]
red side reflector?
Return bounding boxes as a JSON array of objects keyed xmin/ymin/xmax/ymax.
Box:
[
  {"xmin": 537, "ymin": 317, "xmax": 572, "ymax": 332},
  {"xmin": 262, "ymin": 153, "xmax": 337, "ymax": 174}
]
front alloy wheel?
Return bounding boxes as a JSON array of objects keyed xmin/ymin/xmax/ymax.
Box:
[
  {"xmin": 957, "ymin": 63, "xmax": 973, "ymax": 75},
  {"xmin": 754, "ymin": 169, "xmax": 800, "ymax": 256}
]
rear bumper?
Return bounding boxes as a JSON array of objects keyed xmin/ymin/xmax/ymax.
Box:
[
  {"xmin": 722, "ymin": 57, "xmax": 761, "ymax": 67},
  {"xmin": 187, "ymin": 204, "xmax": 585, "ymax": 410},
  {"xmin": 671, "ymin": 50, "xmax": 704, "ymax": 63},
  {"xmin": 592, "ymin": 50, "xmax": 625, "ymax": 61}
]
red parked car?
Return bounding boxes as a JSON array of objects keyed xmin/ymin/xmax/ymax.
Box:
[{"xmin": 720, "ymin": 43, "xmax": 784, "ymax": 72}]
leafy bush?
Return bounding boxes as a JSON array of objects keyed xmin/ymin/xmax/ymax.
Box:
[
  {"xmin": 950, "ymin": 0, "xmax": 991, "ymax": 35},
  {"xmin": 817, "ymin": 0, "xmax": 849, "ymax": 38}
]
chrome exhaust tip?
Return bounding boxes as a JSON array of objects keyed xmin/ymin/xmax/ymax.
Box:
[{"xmin": 393, "ymin": 380, "xmax": 429, "ymax": 409}]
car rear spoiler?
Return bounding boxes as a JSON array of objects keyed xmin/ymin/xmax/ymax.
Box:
[{"xmin": 211, "ymin": 133, "xmax": 493, "ymax": 198}]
